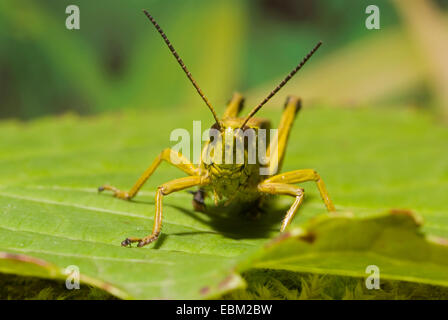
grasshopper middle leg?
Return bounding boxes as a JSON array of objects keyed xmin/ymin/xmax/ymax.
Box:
[
  {"xmin": 258, "ymin": 182, "xmax": 304, "ymax": 231},
  {"xmin": 264, "ymin": 169, "xmax": 335, "ymax": 212},
  {"xmin": 121, "ymin": 175, "xmax": 209, "ymax": 247},
  {"xmin": 259, "ymin": 169, "xmax": 335, "ymax": 231},
  {"xmin": 98, "ymin": 148, "xmax": 199, "ymax": 200}
]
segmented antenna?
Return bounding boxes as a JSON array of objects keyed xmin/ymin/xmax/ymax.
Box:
[
  {"xmin": 241, "ymin": 41, "xmax": 322, "ymax": 128},
  {"xmin": 142, "ymin": 10, "xmax": 222, "ymax": 129}
]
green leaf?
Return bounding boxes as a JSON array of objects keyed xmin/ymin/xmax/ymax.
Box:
[
  {"xmin": 0, "ymin": 105, "xmax": 447, "ymax": 298},
  {"xmin": 239, "ymin": 210, "xmax": 448, "ymax": 287}
]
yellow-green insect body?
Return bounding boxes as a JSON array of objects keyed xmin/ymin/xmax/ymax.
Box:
[
  {"xmin": 98, "ymin": 10, "xmax": 336, "ymax": 248},
  {"xmin": 201, "ymin": 118, "xmax": 266, "ymax": 204}
]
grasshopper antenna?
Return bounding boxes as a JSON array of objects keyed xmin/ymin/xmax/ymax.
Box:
[
  {"xmin": 240, "ymin": 41, "xmax": 322, "ymax": 128},
  {"xmin": 143, "ymin": 10, "xmax": 222, "ymax": 129}
]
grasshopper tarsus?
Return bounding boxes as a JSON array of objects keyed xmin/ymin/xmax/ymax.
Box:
[
  {"xmin": 120, "ymin": 235, "xmax": 159, "ymax": 248},
  {"xmin": 98, "ymin": 185, "xmax": 132, "ymax": 200}
]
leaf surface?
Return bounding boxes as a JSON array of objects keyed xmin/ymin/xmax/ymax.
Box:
[{"xmin": 0, "ymin": 106, "xmax": 447, "ymax": 298}]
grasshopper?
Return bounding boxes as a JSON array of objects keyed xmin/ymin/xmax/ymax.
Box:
[{"xmin": 98, "ymin": 10, "xmax": 336, "ymax": 247}]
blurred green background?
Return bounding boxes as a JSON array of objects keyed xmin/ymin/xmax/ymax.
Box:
[{"xmin": 0, "ymin": 0, "xmax": 448, "ymax": 120}]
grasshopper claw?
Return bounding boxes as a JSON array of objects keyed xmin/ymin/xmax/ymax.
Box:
[
  {"xmin": 121, "ymin": 238, "xmax": 131, "ymax": 247},
  {"xmin": 121, "ymin": 238, "xmax": 137, "ymax": 247}
]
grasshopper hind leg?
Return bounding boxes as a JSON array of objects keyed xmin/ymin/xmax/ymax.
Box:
[
  {"xmin": 222, "ymin": 92, "xmax": 245, "ymax": 119},
  {"xmin": 267, "ymin": 96, "xmax": 302, "ymax": 175}
]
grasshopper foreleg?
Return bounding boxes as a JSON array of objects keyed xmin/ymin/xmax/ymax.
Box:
[
  {"xmin": 258, "ymin": 182, "xmax": 304, "ymax": 231},
  {"xmin": 98, "ymin": 148, "xmax": 199, "ymax": 200},
  {"xmin": 259, "ymin": 169, "xmax": 335, "ymax": 231}
]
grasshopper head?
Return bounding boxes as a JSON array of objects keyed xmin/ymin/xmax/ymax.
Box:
[{"xmin": 202, "ymin": 122, "xmax": 257, "ymax": 178}]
